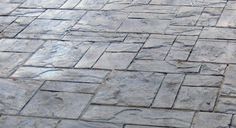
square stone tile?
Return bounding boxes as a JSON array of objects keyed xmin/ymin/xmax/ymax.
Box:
[
  {"xmin": 76, "ymin": 43, "xmax": 109, "ymax": 68},
  {"xmin": 174, "ymin": 86, "xmax": 218, "ymax": 111},
  {"xmin": 21, "ymin": 91, "xmax": 92, "ymax": 119},
  {"xmin": 94, "ymin": 52, "xmax": 136, "ymax": 69},
  {"xmin": 106, "ymin": 43, "xmax": 142, "ymax": 52},
  {"xmin": 200, "ymin": 63, "xmax": 226, "ymax": 75},
  {"xmin": 19, "ymin": 19, "xmax": 75, "ymax": 35},
  {"xmin": 25, "ymin": 41, "xmax": 91, "ymax": 67},
  {"xmin": 124, "ymin": 33, "xmax": 149, "ymax": 43},
  {"xmin": 0, "ymin": 52, "xmax": 30, "ymax": 77},
  {"xmin": 153, "ymin": 74, "xmax": 184, "ymax": 108},
  {"xmin": 0, "ymin": 39, "xmax": 44, "ymax": 52},
  {"xmin": 82, "ymin": 105, "xmax": 194, "ymax": 128},
  {"xmin": 12, "ymin": 67, "xmax": 109, "ymax": 83},
  {"xmin": 197, "ymin": 7, "xmax": 223, "ymax": 26},
  {"xmin": 221, "ymin": 65, "xmax": 236, "ymax": 97},
  {"xmin": 41, "ymin": 81, "xmax": 99, "ymax": 94},
  {"xmin": 92, "ymin": 71, "xmax": 164, "ymax": 106},
  {"xmin": 189, "ymin": 39, "xmax": 236, "ymax": 63},
  {"xmin": 39, "ymin": 9, "xmax": 86, "ymax": 20},
  {"xmin": 0, "ymin": 79, "xmax": 43, "ymax": 114},
  {"xmin": 0, "ymin": 3, "xmax": 18, "ymax": 15},
  {"xmin": 217, "ymin": 9, "xmax": 236, "ymax": 27},
  {"xmin": 0, "ymin": 116, "xmax": 59, "ymax": 128},
  {"xmin": 118, "ymin": 19, "xmax": 170, "ymax": 33},
  {"xmin": 76, "ymin": 0, "xmax": 108, "ymax": 9},
  {"xmin": 21, "ymin": 0, "xmax": 67, "ymax": 8},
  {"xmin": 74, "ymin": 11, "xmax": 128, "ymax": 32},
  {"xmin": 192, "ymin": 112, "xmax": 231, "ymax": 128}
]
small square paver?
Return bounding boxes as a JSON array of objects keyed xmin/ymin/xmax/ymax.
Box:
[
  {"xmin": 92, "ymin": 71, "xmax": 164, "ymax": 106},
  {"xmin": 21, "ymin": 91, "xmax": 92, "ymax": 119},
  {"xmin": 174, "ymin": 86, "xmax": 218, "ymax": 111},
  {"xmin": 0, "ymin": 79, "xmax": 43, "ymax": 114},
  {"xmin": 0, "ymin": 39, "xmax": 44, "ymax": 53},
  {"xmin": 191, "ymin": 112, "xmax": 231, "ymax": 128},
  {"xmin": 0, "ymin": 52, "xmax": 30, "ymax": 77},
  {"xmin": 25, "ymin": 41, "xmax": 91, "ymax": 67},
  {"xmin": 94, "ymin": 52, "xmax": 136, "ymax": 69}
]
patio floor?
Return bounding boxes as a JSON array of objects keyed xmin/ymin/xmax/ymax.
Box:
[{"xmin": 1, "ymin": 0, "xmax": 236, "ymax": 128}]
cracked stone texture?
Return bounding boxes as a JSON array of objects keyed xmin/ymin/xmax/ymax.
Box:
[
  {"xmin": 1, "ymin": 0, "xmax": 236, "ymax": 127},
  {"xmin": 92, "ymin": 71, "xmax": 164, "ymax": 106}
]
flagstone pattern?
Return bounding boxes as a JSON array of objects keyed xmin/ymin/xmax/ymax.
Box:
[{"xmin": 0, "ymin": 0, "xmax": 236, "ymax": 127}]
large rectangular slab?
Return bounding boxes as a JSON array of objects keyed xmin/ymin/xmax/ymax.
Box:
[
  {"xmin": 200, "ymin": 27, "xmax": 236, "ymax": 39},
  {"xmin": 82, "ymin": 105, "xmax": 194, "ymax": 128},
  {"xmin": 12, "ymin": 67, "xmax": 109, "ymax": 83}
]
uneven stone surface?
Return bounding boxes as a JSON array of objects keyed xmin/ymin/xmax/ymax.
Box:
[{"xmin": 1, "ymin": 0, "xmax": 236, "ymax": 127}]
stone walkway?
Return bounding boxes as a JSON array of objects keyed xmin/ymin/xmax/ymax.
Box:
[{"xmin": 1, "ymin": 0, "xmax": 236, "ymax": 128}]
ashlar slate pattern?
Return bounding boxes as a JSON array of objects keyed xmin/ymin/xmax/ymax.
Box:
[{"xmin": 0, "ymin": 0, "xmax": 235, "ymax": 127}]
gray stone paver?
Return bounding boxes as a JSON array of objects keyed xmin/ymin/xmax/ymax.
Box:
[{"xmin": 1, "ymin": 0, "xmax": 236, "ymax": 127}]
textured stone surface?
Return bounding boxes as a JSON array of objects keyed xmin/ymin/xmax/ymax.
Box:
[
  {"xmin": 0, "ymin": 3, "xmax": 18, "ymax": 15},
  {"xmin": 25, "ymin": 41, "xmax": 91, "ymax": 67},
  {"xmin": 217, "ymin": 9, "xmax": 236, "ymax": 27},
  {"xmin": 12, "ymin": 67, "xmax": 109, "ymax": 83},
  {"xmin": 200, "ymin": 27, "xmax": 236, "ymax": 39},
  {"xmin": 0, "ymin": 79, "xmax": 43, "ymax": 114},
  {"xmin": 93, "ymin": 71, "xmax": 164, "ymax": 106},
  {"xmin": 174, "ymin": 87, "xmax": 218, "ymax": 111},
  {"xmin": 192, "ymin": 112, "xmax": 232, "ymax": 128},
  {"xmin": 221, "ymin": 65, "xmax": 236, "ymax": 97},
  {"xmin": 0, "ymin": 52, "xmax": 30, "ymax": 77},
  {"xmin": 183, "ymin": 75, "xmax": 223, "ymax": 87},
  {"xmin": 21, "ymin": 91, "xmax": 92, "ymax": 118},
  {"xmin": 82, "ymin": 105, "xmax": 194, "ymax": 128},
  {"xmin": 21, "ymin": 0, "xmax": 67, "ymax": 8},
  {"xmin": 216, "ymin": 97, "xmax": 236, "ymax": 114},
  {"xmin": 153, "ymin": 74, "xmax": 184, "ymax": 108}
]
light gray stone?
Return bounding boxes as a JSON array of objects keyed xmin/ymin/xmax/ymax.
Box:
[
  {"xmin": 153, "ymin": 74, "xmax": 184, "ymax": 108},
  {"xmin": 61, "ymin": 0, "xmax": 81, "ymax": 8},
  {"xmin": 124, "ymin": 33, "xmax": 149, "ymax": 43},
  {"xmin": 76, "ymin": 43, "xmax": 109, "ymax": 68},
  {"xmin": 118, "ymin": 19, "xmax": 170, "ymax": 33},
  {"xmin": 226, "ymin": 1, "xmax": 236, "ymax": 9},
  {"xmin": 0, "ymin": 16, "xmax": 16, "ymax": 32},
  {"xmin": 191, "ymin": 112, "xmax": 232, "ymax": 128},
  {"xmin": 215, "ymin": 97, "xmax": 236, "ymax": 114},
  {"xmin": 10, "ymin": 9, "xmax": 45, "ymax": 17},
  {"xmin": 221, "ymin": 65, "xmax": 236, "ymax": 97},
  {"xmin": 197, "ymin": 7, "xmax": 223, "ymax": 26},
  {"xmin": 21, "ymin": 91, "xmax": 92, "ymax": 119},
  {"xmin": 12, "ymin": 67, "xmax": 109, "ymax": 83},
  {"xmin": 128, "ymin": 12, "xmax": 175, "ymax": 20},
  {"xmin": 0, "ymin": 79, "xmax": 43, "ymax": 114},
  {"xmin": 0, "ymin": 52, "xmax": 30, "ymax": 77},
  {"xmin": 129, "ymin": 60, "xmax": 201, "ymax": 73},
  {"xmin": 82, "ymin": 105, "xmax": 194, "ymax": 128},
  {"xmin": 0, "ymin": 3, "xmax": 18, "ymax": 15},
  {"xmin": 94, "ymin": 52, "xmax": 136, "ymax": 69},
  {"xmin": 58, "ymin": 120, "xmax": 122, "ymax": 128},
  {"xmin": 171, "ymin": 7, "xmax": 203, "ymax": 25},
  {"xmin": 64, "ymin": 31, "xmax": 127, "ymax": 42},
  {"xmin": 200, "ymin": 63, "xmax": 227, "ymax": 75},
  {"xmin": 74, "ymin": 11, "xmax": 128, "ymax": 32},
  {"xmin": 92, "ymin": 71, "xmax": 164, "ymax": 106},
  {"xmin": 0, "ymin": 39, "xmax": 44, "ymax": 52},
  {"xmin": 183, "ymin": 75, "xmax": 223, "ymax": 87},
  {"xmin": 165, "ymin": 26, "xmax": 202, "ymax": 36},
  {"xmin": 25, "ymin": 41, "xmax": 91, "ymax": 67},
  {"xmin": 200, "ymin": 27, "xmax": 236, "ymax": 39},
  {"xmin": 106, "ymin": 43, "xmax": 142, "ymax": 52},
  {"xmin": 21, "ymin": 0, "xmax": 67, "ymax": 8},
  {"xmin": 231, "ymin": 115, "xmax": 236, "ymax": 128},
  {"xmin": 189, "ymin": 39, "xmax": 236, "ymax": 63},
  {"xmin": 41, "ymin": 81, "xmax": 99, "ymax": 94},
  {"xmin": 76, "ymin": 0, "xmax": 108, "ymax": 9},
  {"xmin": 0, "ymin": 116, "xmax": 59, "ymax": 128},
  {"xmin": 39, "ymin": 9, "xmax": 86, "ymax": 20},
  {"xmin": 217, "ymin": 9, "xmax": 236, "ymax": 27},
  {"xmin": 125, "ymin": 125, "xmax": 162, "ymax": 128},
  {"xmin": 174, "ymin": 86, "xmax": 218, "ymax": 111}
]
